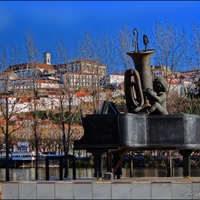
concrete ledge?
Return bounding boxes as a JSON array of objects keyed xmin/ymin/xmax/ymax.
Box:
[{"xmin": 2, "ymin": 177, "xmax": 200, "ymax": 199}]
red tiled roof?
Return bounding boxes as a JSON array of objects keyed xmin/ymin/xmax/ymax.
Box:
[
  {"xmin": 0, "ymin": 119, "xmax": 6, "ymax": 124},
  {"xmin": 34, "ymin": 62, "xmax": 55, "ymax": 70},
  {"xmin": 39, "ymin": 80, "xmax": 46, "ymax": 83},
  {"xmin": 20, "ymin": 98, "xmax": 31, "ymax": 103},
  {"xmin": 6, "ymin": 62, "xmax": 55, "ymax": 71},
  {"xmin": 168, "ymin": 78, "xmax": 179, "ymax": 84},
  {"xmin": 24, "ymin": 114, "xmax": 32, "ymax": 119},
  {"xmin": 76, "ymin": 91, "xmax": 90, "ymax": 97}
]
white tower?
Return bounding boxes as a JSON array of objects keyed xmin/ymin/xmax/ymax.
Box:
[{"xmin": 44, "ymin": 52, "xmax": 51, "ymax": 65}]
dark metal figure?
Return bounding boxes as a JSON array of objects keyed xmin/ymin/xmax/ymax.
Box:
[
  {"xmin": 133, "ymin": 28, "xmax": 139, "ymax": 52},
  {"xmin": 143, "ymin": 34, "xmax": 149, "ymax": 51},
  {"xmin": 146, "ymin": 77, "xmax": 168, "ymax": 115}
]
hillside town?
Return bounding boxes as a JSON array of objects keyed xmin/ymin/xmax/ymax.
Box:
[{"xmin": 0, "ymin": 52, "xmax": 200, "ymax": 154}]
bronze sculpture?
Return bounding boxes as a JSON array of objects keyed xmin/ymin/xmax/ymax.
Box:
[
  {"xmin": 146, "ymin": 77, "xmax": 168, "ymax": 114},
  {"xmin": 143, "ymin": 34, "xmax": 149, "ymax": 51},
  {"xmin": 74, "ymin": 28, "xmax": 200, "ymax": 180},
  {"xmin": 125, "ymin": 28, "xmax": 168, "ymax": 115}
]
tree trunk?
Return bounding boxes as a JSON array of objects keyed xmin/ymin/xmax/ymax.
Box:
[
  {"xmin": 35, "ymin": 137, "xmax": 38, "ymax": 180},
  {"xmin": 5, "ymin": 97, "xmax": 9, "ymax": 181}
]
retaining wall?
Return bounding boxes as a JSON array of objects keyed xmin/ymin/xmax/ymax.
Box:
[{"xmin": 2, "ymin": 177, "xmax": 200, "ymax": 199}]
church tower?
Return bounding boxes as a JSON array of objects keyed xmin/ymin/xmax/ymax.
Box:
[{"xmin": 44, "ymin": 52, "xmax": 51, "ymax": 65}]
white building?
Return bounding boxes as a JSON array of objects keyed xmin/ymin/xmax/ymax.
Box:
[
  {"xmin": 151, "ymin": 65, "xmax": 171, "ymax": 77},
  {"xmin": 104, "ymin": 74, "xmax": 124, "ymax": 87},
  {"xmin": 55, "ymin": 58, "xmax": 107, "ymax": 89}
]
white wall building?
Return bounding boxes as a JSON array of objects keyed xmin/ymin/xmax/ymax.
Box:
[{"xmin": 104, "ymin": 74, "xmax": 124, "ymax": 87}]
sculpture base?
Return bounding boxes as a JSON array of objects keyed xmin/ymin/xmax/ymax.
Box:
[
  {"xmin": 74, "ymin": 113, "xmax": 200, "ymax": 179},
  {"xmin": 75, "ymin": 113, "xmax": 200, "ymax": 151}
]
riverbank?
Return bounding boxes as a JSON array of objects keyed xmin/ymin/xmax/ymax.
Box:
[
  {"xmin": 18, "ymin": 156, "xmax": 200, "ymax": 169},
  {"xmin": 1, "ymin": 154, "xmax": 199, "ymax": 169}
]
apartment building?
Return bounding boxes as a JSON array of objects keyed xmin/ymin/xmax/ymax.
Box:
[
  {"xmin": 151, "ymin": 65, "xmax": 171, "ymax": 77},
  {"xmin": 55, "ymin": 58, "xmax": 107, "ymax": 89},
  {"xmin": 104, "ymin": 74, "xmax": 124, "ymax": 88}
]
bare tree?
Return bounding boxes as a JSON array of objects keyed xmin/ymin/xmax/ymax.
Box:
[
  {"xmin": 0, "ymin": 45, "xmax": 26, "ymax": 181},
  {"xmin": 151, "ymin": 19, "xmax": 188, "ymax": 92},
  {"xmin": 24, "ymin": 30, "xmax": 40, "ymax": 180},
  {"xmin": 149, "ymin": 18, "xmax": 190, "ymax": 116},
  {"xmin": 24, "ymin": 30, "xmax": 39, "ymax": 63},
  {"xmin": 190, "ymin": 20, "xmax": 200, "ymax": 69},
  {"xmin": 53, "ymin": 39, "xmax": 72, "ymax": 155},
  {"xmin": 9, "ymin": 44, "xmax": 22, "ymax": 66},
  {"xmin": 76, "ymin": 30, "xmax": 120, "ymax": 113},
  {"xmin": 171, "ymin": 21, "xmax": 200, "ymax": 115},
  {"xmin": 117, "ymin": 25, "xmax": 133, "ymax": 71},
  {"xmin": 48, "ymin": 39, "xmax": 83, "ymax": 177}
]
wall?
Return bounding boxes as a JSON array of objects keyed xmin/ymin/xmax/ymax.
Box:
[{"xmin": 2, "ymin": 178, "xmax": 200, "ymax": 199}]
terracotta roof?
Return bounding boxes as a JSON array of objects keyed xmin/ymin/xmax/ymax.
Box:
[
  {"xmin": 0, "ymin": 71, "xmax": 12, "ymax": 76},
  {"xmin": 39, "ymin": 80, "xmax": 46, "ymax": 83},
  {"xmin": 24, "ymin": 114, "xmax": 32, "ymax": 119},
  {"xmin": 20, "ymin": 98, "xmax": 31, "ymax": 103},
  {"xmin": 0, "ymin": 119, "xmax": 6, "ymax": 124},
  {"xmin": 168, "ymin": 78, "xmax": 180, "ymax": 84},
  {"xmin": 34, "ymin": 62, "xmax": 55, "ymax": 70},
  {"xmin": 6, "ymin": 62, "xmax": 56, "ymax": 71},
  {"xmin": 76, "ymin": 91, "xmax": 90, "ymax": 97}
]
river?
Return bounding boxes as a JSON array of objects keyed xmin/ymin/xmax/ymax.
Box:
[{"xmin": 0, "ymin": 167, "xmax": 200, "ymax": 181}]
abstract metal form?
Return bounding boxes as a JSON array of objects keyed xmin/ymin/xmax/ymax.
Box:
[
  {"xmin": 133, "ymin": 28, "xmax": 139, "ymax": 52},
  {"xmin": 143, "ymin": 34, "xmax": 149, "ymax": 51}
]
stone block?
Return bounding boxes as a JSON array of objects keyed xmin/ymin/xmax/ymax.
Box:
[
  {"xmin": 55, "ymin": 181, "xmax": 74, "ymax": 199},
  {"xmin": 36, "ymin": 182, "xmax": 55, "ymax": 199},
  {"xmin": 192, "ymin": 182, "xmax": 200, "ymax": 199},
  {"xmin": 112, "ymin": 182, "xmax": 132, "ymax": 199},
  {"xmin": 171, "ymin": 183, "xmax": 192, "ymax": 199},
  {"xmin": 93, "ymin": 182, "xmax": 111, "ymax": 199},
  {"xmin": 73, "ymin": 182, "xmax": 92, "ymax": 199},
  {"xmin": 2, "ymin": 182, "xmax": 19, "ymax": 199},
  {"xmin": 151, "ymin": 182, "xmax": 172, "ymax": 199},
  {"xmin": 131, "ymin": 182, "xmax": 151, "ymax": 199},
  {"xmin": 19, "ymin": 182, "xmax": 36, "ymax": 199}
]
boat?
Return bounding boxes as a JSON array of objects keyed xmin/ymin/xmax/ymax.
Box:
[
  {"xmin": 11, "ymin": 151, "xmax": 35, "ymax": 161},
  {"xmin": 0, "ymin": 151, "xmax": 35, "ymax": 168}
]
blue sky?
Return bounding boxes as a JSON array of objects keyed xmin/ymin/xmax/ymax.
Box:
[{"xmin": 0, "ymin": 1, "xmax": 200, "ymax": 65}]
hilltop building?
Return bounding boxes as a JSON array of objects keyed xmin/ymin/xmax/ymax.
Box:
[{"xmin": 54, "ymin": 58, "xmax": 107, "ymax": 89}]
